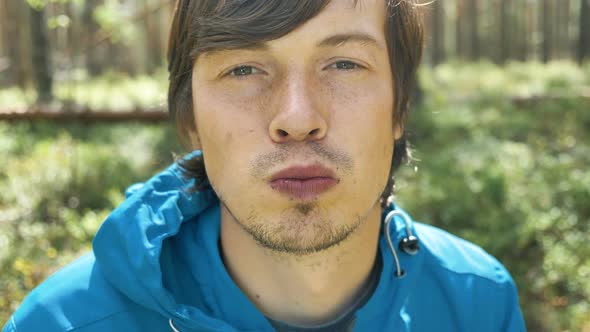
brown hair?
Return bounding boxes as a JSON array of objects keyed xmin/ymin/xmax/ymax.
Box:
[{"xmin": 167, "ymin": 0, "xmax": 424, "ymax": 206}]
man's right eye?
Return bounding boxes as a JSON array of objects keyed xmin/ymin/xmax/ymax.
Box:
[{"xmin": 228, "ymin": 65, "xmax": 259, "ymax": 77}]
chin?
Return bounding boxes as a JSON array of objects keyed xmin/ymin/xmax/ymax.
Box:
[{"xmin": 241, "ymin": 206, "xmax": 364, "ymax": 255}]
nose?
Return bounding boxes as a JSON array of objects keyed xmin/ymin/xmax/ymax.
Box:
[{"xmin": 268, "ymin": 75, "xmax": 328, "ymax": 143}]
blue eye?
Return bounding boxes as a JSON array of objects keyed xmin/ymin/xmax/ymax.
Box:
[
  {"xmin": 229, "ymin": 66, "xmax": 259, "ymax": 77},
  {"xmin": 331, "ymin": 61, "xmax": 361, "ymax": 70}
]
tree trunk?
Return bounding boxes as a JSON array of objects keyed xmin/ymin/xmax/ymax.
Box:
[
  {"xmin": 455, "ymin": 0, "xmax": 464, "ymax": 59},
  {"xmin": 144, "ymin": 0, "xmax": 163, "ymax": 72},
  {"xmin": 580, "ymin": 0, "xmax": 590, "ymax": 64},
  {"xmin": 66, "ymin": 1, "xmax": 79, "ymax": 68},
  {"xmin": 556, "ymin": 0, "xmax": 571, "ymax": 59},
  {"xmin": 3, "ymin": 0, "xmax": 32, "ymax": 89},
  {"xmin": 485, "ymin": 0, "xmax": 499, "ymax": 62},
  {"xmin": 84, "ymin": 0, "xmax": 104, "ymax": 76},
  {"xmin": 522, "ymin": 0, "xmax": 534, "ymax": 61},
  {"xmin": 431, "ymin": 0, "xmax": 445, "ymax": 65},
  {"xmin": 515, "ymin": 1, "xmax": 527, "ymax": 61},
  {"xmin": 468, "ymin": 0, "xmax": 479, "ymax": 60},
  {"xmin": 0, "ymin": 0, "xmax": 11, "ymax": 86},
  {"xmin": 29, "ymin": 4, "xmax": 53, "ymax": 103},
  {"xmin": 541, "ymin": 0, "xmax": 552, "ymax": 63},
  {"xmin": 499, "ymin": 0, "xmax": 509, "ymax": 63}
]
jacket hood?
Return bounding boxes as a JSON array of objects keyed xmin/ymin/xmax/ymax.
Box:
[
  {"xmin": 93, "ymin": 151, "xmax": 238, "ymax": 331},
  {"xmin": 92, "ymin": 151, "xmax": 423, "ymax": 332}
]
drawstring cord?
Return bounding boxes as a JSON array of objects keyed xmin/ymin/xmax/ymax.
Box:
[
  {"xmin": 169, "ymin": 319, "xmax": 180, "ymax": 332},
  {"xmin": 384, "ymin": 209, "xmax": 417, "ymax": 278}
]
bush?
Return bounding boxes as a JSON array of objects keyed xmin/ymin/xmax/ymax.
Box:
[
  {"xmin": 1, "ymin": 62, "xmax": 589, "ymax": 331},
  {"xmin": 0, "ymin": 121, "xmax": 179, "ymax": 322},
  {"xmin": 395, "ymin": 61, "xmax": 590, "ymax": 331}
]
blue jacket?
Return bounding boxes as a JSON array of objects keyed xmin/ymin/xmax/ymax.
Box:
[{"xmin": 3, "ymin": 153, "xmax": 526, "ymax": 332}]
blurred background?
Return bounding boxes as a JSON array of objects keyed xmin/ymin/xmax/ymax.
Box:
[{"xmin": 0, "ymin": 0, "xmax": 588, "ymax": 331}]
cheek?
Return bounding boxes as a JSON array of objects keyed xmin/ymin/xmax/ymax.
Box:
[
  {"xmin": 193, "ymin": 85, "xmax": 265, "ymax": 190},
  {"xmin": 320, "ymin": 77, "xmax": 394, "ymax": 187},
  {"xmin": 323, "ymin": 76, "xmax": 394, "ymax": 148}
]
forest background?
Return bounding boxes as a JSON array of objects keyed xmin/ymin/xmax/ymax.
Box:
[{"xmin": 0, "ymin": 0, "xmax": 589, "ymax": 331}]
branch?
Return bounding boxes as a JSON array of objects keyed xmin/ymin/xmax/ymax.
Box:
[{"xmin": 0, "ymin": 108, "xmax": 169, "ymax": 122}]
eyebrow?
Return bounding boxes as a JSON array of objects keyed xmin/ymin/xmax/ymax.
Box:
[
  {"xmin": 203, "ymin": 32, "xmax": 383, "ymax": 57},
  {"xmin": 316, "ymin": 32, "xmax": 383, "ymax": 49}
]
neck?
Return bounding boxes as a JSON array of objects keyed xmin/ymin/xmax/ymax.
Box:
[{"xmin": 219, "ymin": 202, "xmax": 382, "ymax": 326}]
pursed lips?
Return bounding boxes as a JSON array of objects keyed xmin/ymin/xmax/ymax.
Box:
[{"xmin": 269, "ymin": 164, "xmax": 339, "ymax": 201}]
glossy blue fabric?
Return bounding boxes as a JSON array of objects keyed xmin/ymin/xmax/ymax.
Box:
[{"xmin": 3, "ymin": 152, "xmax": 526, "ymax": 332}]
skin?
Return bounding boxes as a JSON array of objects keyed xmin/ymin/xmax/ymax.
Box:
[{"xmin": 190, "ymin": 0, "xmax": 401, "ymax": 325}]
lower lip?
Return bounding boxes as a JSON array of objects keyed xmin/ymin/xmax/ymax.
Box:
[{"xmin": 269, "ymin": 177, "xmax": 338, "ymax": 201}]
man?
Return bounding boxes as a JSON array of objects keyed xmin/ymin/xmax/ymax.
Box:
[{"xmin": 3, "ymin": 0, "xmax": 526, "ymax": 331}]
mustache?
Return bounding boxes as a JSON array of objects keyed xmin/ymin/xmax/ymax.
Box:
[{"xmin": 250, "ymin": 141, "xmax": 354, "ymax": 178}]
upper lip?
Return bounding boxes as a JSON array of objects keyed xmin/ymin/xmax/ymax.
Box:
[{"xmin": 270, "ymin": 164, "xmax": 337, "ymax": 181}]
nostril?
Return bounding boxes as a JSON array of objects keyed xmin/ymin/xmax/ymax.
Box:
[
  {"xmin": 309, "ymin": 128, "xmax": 319, "ymax": 136},
  {"xmin": 278, "ymin": 129, "xmax": 289, "ymax": 137}
]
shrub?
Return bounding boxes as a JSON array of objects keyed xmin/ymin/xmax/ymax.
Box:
[
  {"xmin": 395, "ymin": 61, "xmax": 590, "ymax": 331},
  {"xmin": 1, "ymin": 62, "xmax": 589, "ymax": 331},
  {"xmin": 0, "ymin": 121, "xmax": 179, "ymax": 323}
]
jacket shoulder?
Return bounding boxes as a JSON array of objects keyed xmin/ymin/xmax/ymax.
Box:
[
  {"xmin": 415, "ymin": 222, "xmax": 511, "ymax": 284},
  {"xmin": 411, "ymin": 223, "xmax": 526, "ymax": 331},
  {"xmin": 7, "ymin": 253, "xmax": 133, "ymax": 332}
]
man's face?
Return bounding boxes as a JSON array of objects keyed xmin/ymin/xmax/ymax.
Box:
[{"xmin": 191, "ymin": 0, "xmax": 398, "ymax": 254}]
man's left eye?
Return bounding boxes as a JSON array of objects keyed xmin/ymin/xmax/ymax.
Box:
[
  {"xmin": 329, "ymin": 61, "xmax": 363, "ymax": 70},
  {"xmin": 227, "ymin": 65, "xmax": 262, "ymax": 77},
  {"xmin": 230, "ymin": 66, "xmax": 253, "ymax": 76}
]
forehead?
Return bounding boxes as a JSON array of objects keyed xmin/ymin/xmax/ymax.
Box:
[
  {"xmin": 194, "ymin": 0, "xmax": 388, "ymax": 56},
  {"xmin": 323, "ymin": 0, "xmax": 387, "ymax": 22},
  {"xmin": 313, "ymin": 0, "xmax": 387, "ymax": 26},
  {"xmin": 276, "ymin": 0, "xmax": 388, "ymax": 46}
]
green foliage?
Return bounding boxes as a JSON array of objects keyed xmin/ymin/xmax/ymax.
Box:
[
  {"xmin": 26, "ymin": 0, "xmax": 79, "ymax": 11},
  {"xmin": 93, "ymin": 0, "xmax": 139, "ymax": 44},
  {"xmin": 0, "ymin": 88, "xmax": 35, "ymax": 110},
  {"xmin": 422, "ymin": 60, "xmax": 588, "ymax": 100},
  {"xmin": 396, "ymin": 61, "xmax": 590, "ymax": 331},
  {"xmin": 1, "ymin": 62, "xmax": 589, "ymax": 331},
  {"xmin": 0, "ymin": 121, "xmax": 180, "ymax": 322},
  {"xmin": 55, "ymin": 70, "xmax": 168, "ymax": 110},
  {"xmin": 0, "ymin": 69, "xmax": 168, "ymax": 111},
  {"xmin": 47, "ymin": 14, "xmax": 71, "ymax": 29}
]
